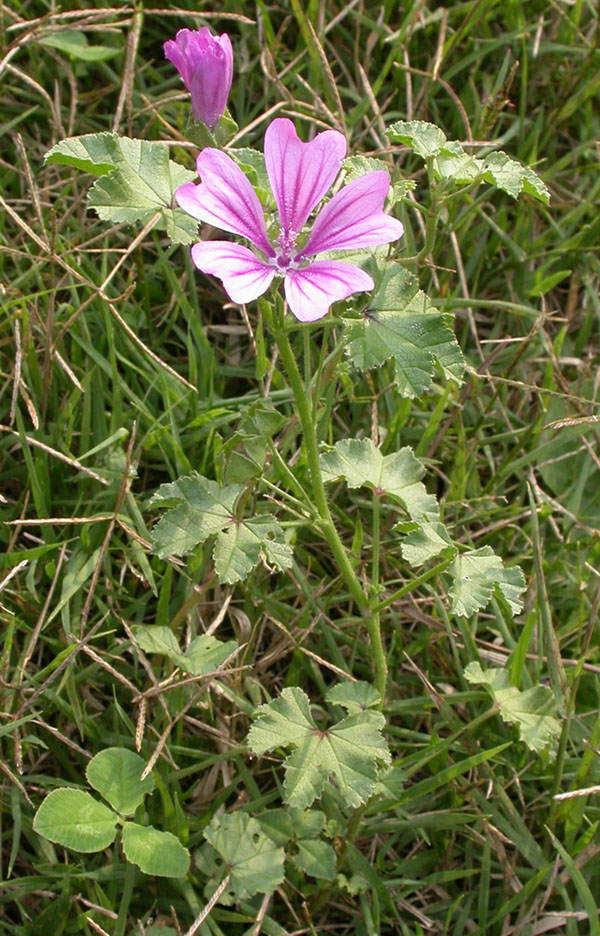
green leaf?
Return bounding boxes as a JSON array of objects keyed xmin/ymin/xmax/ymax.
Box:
[
  {"xmin": 39, "ymin": 29, "xmax": 119, "ymax": 61},
  {"xmin": 45, "ymin": 133, "xmax": 124, "ymax": 175},
  {"xmin": 150, "ymin": 472, "xmax": 292, "ymax": 584},
  {"xmin": 182, "ymin": 634, "xmax": 239, "ymax": 675},
  {"xmin": 45, "ymin": 133, "xmax": 198, "ymax": 243},
  {"xmin": 342, "ymin": 155, "xmax": 391, "ymax": 181},
  {"xmin": 203, "ymin": 813, "xmax": 285, "ymax": 900},
  {"xmin": 374, "ymin": 764, "xmax": 406, "ymax": 800},
  {"xmin": 320, "ymin": 438, "xmax": 438, "ymax": 520},
  {"xmin": 399, "ymin": 519, "xmax": 454, "ymax": 566},
  {"xmin": 449, "ymin": 547, "xmax": 526, "ymax": 616},
  {"xmin": 230, "ymin": 148, "xmax": 270, "ymax": 199},
  {"xmin": 292, "ymin": 808, "xmax": 327, "ymax": 839},
  {"xmin": 482, "ymin": 151, "xmax": 549, "ymax": 204},
  {"xmin": 33, "ymin": 788, "xmax": 117, "ymax": 852},
  {"xmin": 386, "ymin": 120, "xmax": 448, "ymax": 158},
  {"xmin": 247, "ymin": 686, "xmax": 391, "ymax": 809},
  {"xmin": 86, "ymin": 747, "xmax": 155, "ymax": 816},
  {"xmin": 213, "ymin": 516, "xmax": 292, "ymax": 584},
  {"xmin": 130, "ymin": 624, "xmax": 181, "ymax": 658},
  {"xmin": 385, "ymin": 120, "xmax": 549, "ymax": 203},
  {"xmin": 214, "ymin": 110, "xmax": 239, "ymax": 147},
  {"xmin": 389, "ymin": 179, "xmax": 417, "ymax": 205},
  {"xmin": 121, "ymin": 822, "xmax": 190, "ymax": 877},
  {"xmin": 87, "ymin": 146, "xmax": 197, "ymax": 243},
  {"xmin": 130, "ymin": 625, "xmax": 237, "ymax": 676},
  {"xmin": 526, "ymin": 268, "xmax": 571, "ymax": 297},
  {"xmin": 222, "ymin": 400, "xmax": 287, "ymax": 484},
  {"xmin": 546, "ymin": 828, "xmax": 600, "ymax": 936},
  {"xmin": 326, "ymin": 680, "xmax": 382, "ymax": 714},
  {"xmin": 257, "ymin": 808, "xmax": 295, "ymax": 846},
  {"xmin": 465, "ymin": 663, "xmax": 561, "ymax": 756},
  {"xmin": 434, "ymin": 147, "xmax": 482, "ymax": 183},
  {"xmin": 259, "ymin": 807, "xmax": 326, "ymax": 846},
  {"xmin": 150, "ymin": 473, "xmax": 242, "ymax": 559},
  {"xmin": 294, "ymin": 838, "xmax": 336, "ymax": 880},
  {"xmin": 343, "ymin": 264, "xmax": 465, "ymax": 397}
]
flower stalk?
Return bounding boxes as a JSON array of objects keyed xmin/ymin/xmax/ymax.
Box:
[{"xmin": 269, "ymin": 309, "xmax": 388, "ymax": 699}]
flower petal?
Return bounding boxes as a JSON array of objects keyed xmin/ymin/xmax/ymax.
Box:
[
  {"xmin": 264, "ymin": 118, "xmax": 346, "ymax": 244},
  {"xmin": 176, "ymin": 150, "xmax": 275, "ymax": 257},
  {"xmin": 164, "ymin": 29, "xmax": 232, "ymax": 122},
  {"xmin": 296, "ymin": 171, "xmax": 404, "ymax": 258},
  {"xmin": 186, "ymin": 33, "xmax": 233, "ymax": 129},
  {"xmin": 191, "ymin": 241, "xmax": 276, "ymax": 304},
  {"xmin": 284, "ymin": 261, "xmax": 374, "ymax": 322}
]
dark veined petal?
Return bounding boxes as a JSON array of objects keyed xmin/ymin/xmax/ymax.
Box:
[
  {"xmin": 176, "ymin": 149, "xmax": 275, "ymax": 257},
  {"xmin": 296, "ymin": 171, "xmax": 403, "ymax": 258},
  {"xmin": 191, "ymin": 241, "xmax": 276, "ymax": 304},
  {"xmin": 264, "ymin": 118, "xmax": 346, "ymax": 244},
  {"xmin": 284, "ymin": 261, "xmax": 374, "ymax": 322}
]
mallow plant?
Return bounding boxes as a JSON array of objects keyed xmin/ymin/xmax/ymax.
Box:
[{"xmin": 36, "ymin": 21, "xmax": 560, "ymax": 918}]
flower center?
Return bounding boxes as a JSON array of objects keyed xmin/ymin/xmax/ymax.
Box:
[{"xmin": 277, "ymin": 227, "xmax": 297, "ymax": 258}]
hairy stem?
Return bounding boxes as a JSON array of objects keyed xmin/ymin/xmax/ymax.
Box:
[{"xmin": 270, "ymin": 315, "xmax": 387, "ymax": 698}]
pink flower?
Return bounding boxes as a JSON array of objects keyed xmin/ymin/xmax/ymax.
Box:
[
  {"xmin": 175, "ymin": 118, "xmax": 404, "ymax": 322},
  {"xmin": 164, "ymin": 28, "xmax": 233, "ymax": 130}
]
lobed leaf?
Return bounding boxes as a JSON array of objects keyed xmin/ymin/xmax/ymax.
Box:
[
  {"xmin": 342, "ymin": 155, "xmax": 391, "ymax": 181},
  {"xmin": 45, "ymin": 133, "xmax": 199, "ymax": 243},
  {"xmin": 150, "ymin": 472, "xmax": 292, "ymax": 584},
  {"xmin": 449, "ymin": 547, "xmax": 526, "ymax": 616},
  {"xmin": 343, "ymin": 265, "xmax": 465, "ymax": 397},
  {"xmin": 258, "ymin": 806, "xmax": 325, "ymax": 846},
  {"xmin": 294, "ymin": 838, "xmax": 336, "ymax": 880},
  {"xmin": 386, "ymin": 120, "xmax": 448, "ymax": 158},
  {"xmin": 183, "ymin": 634, "xmax": 239, "ymax": 675},
  {"xmin": 386, "ymin": 120, "xmax": 549, "ymax": 203},
  {"xmin": 45, "ymin": 132, "xmax": 124, "ymax": 175},
  {"xmin": 213, "ymin": 516, "xmax": 292, "ymax": 584},
  {"xmin": 399, "ymin": 519, "xmax": 454, "ymax": 566},
  {"xmin": 326, "ymin": 680, "xmax": 382, "ymax": 714},
  {"xmin": 465, "ymin": 663, "xmax": 561, "ymax": 756},
  {"xmin": 131, "ymin": 625, "xmax": 238, "ymax": 676},
  {"xmin": 320, "ymin": 438, "xmax": 438, "ymax": 520},
  {"xmin": 203, "ymin": 813, "xmax": 285, "ymax": 900},
  {"xmin": 247, "ymin": 686, "xmax": 391, "ymax": 809},
  {"xmin": 483, "ymin": 151, "xmax": 550, "ymax": 204},
  {"xmin": 150, "ymin": 473, "xmax": 242, "ymax": 559}
]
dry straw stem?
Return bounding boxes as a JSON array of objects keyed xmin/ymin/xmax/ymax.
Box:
[
  {"xmin": 0, "ymin": 424, "xmax": 108, "ymax": 485},
  {"xmin": 79, "ymin": 423, "xmax": 137, "ymax": 634},
  {"xmin": 183, "ymin": 875, "xmax": 231, "ymax": 936},
  {"xmin": 1, "ymin": 192, "xmax": 196, "ymax": 392}
]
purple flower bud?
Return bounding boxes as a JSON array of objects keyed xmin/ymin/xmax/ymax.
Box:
[{"xmin": 164, "ymin": 27, "xmax": 233, "ymax": 131}]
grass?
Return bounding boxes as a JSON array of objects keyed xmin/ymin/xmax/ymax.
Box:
[{"xmin": 2, "ymin": 0, "xmax": 600, "ymax": 934}]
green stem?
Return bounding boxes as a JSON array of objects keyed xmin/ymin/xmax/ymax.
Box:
[
  {"xmin": 368, "ymin": 492, "xmax": 387, "ymax": 694},
  {"xmin": 115, "ymin": 854, "xmax": 137, "ymax": 936},
  {"xmin": 271, "ymin": 316, "xmax": 387, "ymax": 698},
  {"xmin": 413, "ymin": 202, "xmax": 440, "ymax": 263},
  {"xmin": 373, "ymin": 557, "xmax": 453, "ymax": 614}
]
